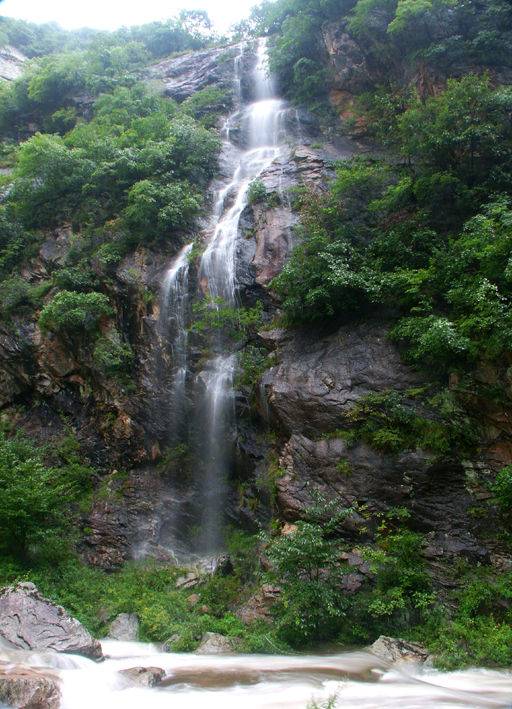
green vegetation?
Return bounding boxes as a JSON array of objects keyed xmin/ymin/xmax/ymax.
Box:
[
  {"xmin": 274, "ymin": 75, "xmax": 512, "ymax": 378},
  {"xmin": 0, "ymin": 430, "xmax": 92, "ymax": 559},
  {"xmin": 191, "ymin": 297, "xmax": 263, "ymax": 341},
  {"xmin": 39, "ymin": 290, "xmax": 113, "ymax": 334}
]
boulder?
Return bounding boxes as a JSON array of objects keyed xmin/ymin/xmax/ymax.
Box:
[
  {"xmin": 236, "ymin": 584, "xmax": 281, "ymax": 624},
  {"xmin": 369, "ymin": 636, "xmax": 430, "ymax": 665},
  {"xmin": 107, "ymin": 613, "xmax": 139, "ymax": 642},
  {"xmin": 119, "ymin": 666, "xmax": 165, "ymax": 687},
  {"xmin": 148, "ymin": 45, "xmax": 240, "ymax": 101},
  {"xmin": 0, "ymin": 667, "xmax": 60, "ymax": 709},
  {"xmin": 0, "ymin": 583, "xmax": 103, "ymax": 660},
  {"xmin": 196, "ymin": 633, "xmax": 239, "ymax": 655},
  {"xmin": 262, "ymin": 323, "xmax": 420, "ymax": 436}
]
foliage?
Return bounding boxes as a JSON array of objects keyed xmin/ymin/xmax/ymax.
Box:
[
  {"xmin": 264, "ymin": 519, "xmax": 349, "ymax": 645},
  {"xmin": 247, "ymin": 179, "xmax": 268, "ymax": 205},
  {"xmin": 39, "ymin": 290, "xmax": 112, "ymax": 335},
  {"xmin": 182, "ymin": 86, "xmax": 231, "ymax": 127},
  {"xmin": 191, "ymin": 298, "xmax": 263, "ymax": 341},
  {"xmin": 0, "ymin": 431, "xmax": 92, "ymax": 558},
  {"xmin": 420, "ymin": 569, "xmax": 512, "ymax": 669},
  {"xmin": 92, "ymin": 332, "xmax": 134, "ymax": 378},
  {"xmin": 123, "ymin": 179, "xmax": 201, "ymax": 239},
  {"xmin": 492, "ymin": 466, "xmax": 512, "ymax": 515}
]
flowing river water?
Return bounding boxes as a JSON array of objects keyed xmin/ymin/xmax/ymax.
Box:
[
  {"xmin": 1, "ymin": 640, "xmax": 512, "ymax": 708},
  {"xmin": 3, "ymin": 40, "xmax": 511, "ymax": 709}
]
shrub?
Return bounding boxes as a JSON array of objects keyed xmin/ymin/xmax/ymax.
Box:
[
  {"xmin": 93, "ymin": 333, "xmax": 134, "ymax": 377},
  {"xmin": 247, "ymin": 179, "xmax": 268, "ymax": 205},
  {"xmin": 0, "ymin": 276, "xmax": 32, "ymax": 314},
  {"xmin": 0, "ymin": 431, "xmax": 89, "ymax": 558},
  {"xmin": 492, "ymin": 466, "xmax": 512, "ymax": 514},
  {"xmin": 39, "ymin": 290, "xmax": 112, "ymax": 334}
]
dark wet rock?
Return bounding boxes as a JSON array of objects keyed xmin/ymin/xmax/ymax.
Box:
[
  {"xmin": 262, "ymin": 323, "xmax": 420, "ymax": 436},
  {"xmin": 275, "ymin": 432, "xmax": 487, "ymax": 557},
  {"xmin": 119, "ymin": 666, "xmax": 166, "ymax": 687},
  {"xmin": 108, "ymin": 613, "xmax": 139, "ymax": 642},
  {"xmin": 0, "ymin": 667, "xmax": 60, "ymax": 709},
  {"xmin": 236, "ymin": 584, "xmax": 281, "ymax": 624},
  {"xmin": 0, "ymin": 45, "xmax": 27, "ymax": 81},
  {"xmin": 323, "ymin": 22, "xmax": 373, "ymax": 95},
  {"xmin": 369, "ymin": 636, "xmax": 430, "ymax": 665},
  {"xmin": 149, "ymin": 45, "xmax": 240, "ymax": 101},
  {"xmin": 39, "ymin": 226, "xmax": 73, "ymax": 268},
  {"xmin": 0, "ymin": 583, "xmax": 103, "ymax": 660},
  {"xmin": 196, "ymin": 632, "xmax": 240, "ymax": 655}
]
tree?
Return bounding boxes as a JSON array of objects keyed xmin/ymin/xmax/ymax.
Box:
[{"xmin": 0, "ymin": 432, "xmax": 83, "ymax": 558}]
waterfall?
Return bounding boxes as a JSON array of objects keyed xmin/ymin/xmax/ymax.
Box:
[
  {"xmin": 158, "ymin": 242, "xmax": 193, "ymax": 443},
  {"xmin": 154, "ymin": 39, "xmax": 289, "ymax": 557},
  {"xmin": 194, "ymin": 38, "xmax": 288, "ymax": 554}
]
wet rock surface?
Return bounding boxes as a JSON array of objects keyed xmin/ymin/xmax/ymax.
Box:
[
  {"xmin": 108, "ymin": 613, "xmax": 139, "ymax": 642},
  {"xmin": 369, "ymin": 636, "xmax": 431, "ymax": 665},
  {"xmin": 196, "ymin": 632, "xmax": 240, "ymax": 655},
  {"xmin": 262, "ymin": 323, "xmax": 420, "ymax": 436},
  {"xmin": 0, "ymin": 583, "xmax": 103, "ymax": 660},
  {"xmin": 0, "ymin": 45, "xmax": 27, "ymax": 81},
  {"xmin": 149, "ymin": 45, "xmax": 240, "ymax": 101},
  {"xmin": 0, "ymin": 667, "xmax": 61, "ymax": 709},
  {"xmin": 119, "ymin": 666, "xmax": 166, "ymax": 687}
]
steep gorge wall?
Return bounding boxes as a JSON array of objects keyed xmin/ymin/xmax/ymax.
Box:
[{"xmin": 0, "ymin": 39, "xmax": 506, "ymax": 576}]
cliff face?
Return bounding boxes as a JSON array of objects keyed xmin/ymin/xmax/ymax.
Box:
[
  {"xmin": 0, "ymin": 46, "xmax": 27, "ymax": 81},
  {"xmin": 0, "ymin": 40, "xmax": 506, "ymax": 576}
]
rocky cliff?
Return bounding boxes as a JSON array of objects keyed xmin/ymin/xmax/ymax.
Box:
[{"xmin": 0, "ymin": 39, "xmax": 506, "ymax": 581}]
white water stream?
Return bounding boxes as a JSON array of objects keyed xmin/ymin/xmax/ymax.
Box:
[
  {"xmin": 194, "ymin": 38, "xmax": 289, "ymax": 553},
  {"xmin": 158, "ymin": 242, "xmax": 193, "ymax": 442},
  {"xmin": 1, "ymin": 641, "xmax": 512, "ymax": 708}
]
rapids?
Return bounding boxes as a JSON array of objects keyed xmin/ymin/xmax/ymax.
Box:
[{"xmin": 1, "ymin": 641, "xmax": 512, "ymax": 708}]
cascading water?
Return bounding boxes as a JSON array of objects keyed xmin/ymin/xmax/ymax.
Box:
[
  {"xmin": 2, "ymin": 640, "xmax": 512, "ymax": 708},
  {"xmin": 158, "ymin": 242, "xmax": 193, "ymax": 443},
  {"xmin": 195, "ymin": 38, "xmax": 289, "ymax": 553}
]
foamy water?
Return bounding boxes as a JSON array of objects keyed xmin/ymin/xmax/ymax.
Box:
[{"xmin": 2, "ymin": 640, "xmax": 511, "ymax": 709}]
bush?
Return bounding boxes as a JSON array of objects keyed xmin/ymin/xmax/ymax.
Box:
[
  {"xmin": 123, "ymin": 179, "xmax": 201, "ymax": 240},
  {"xmin": 492, "ymin": 466, "xmax": 512, "ymax": 514},
  {"xmin": 93, "ymin": 333, "xmax": 134, "ymax": 377},
  {"xmin": 0, "ymin": 276, "xmax": 32, "ymax": 314},
  {"xmin": 0, "ymin": 431, "xmax": 90, "ymax": 558},
  {"xmin": 247, "ymin": 179, "xmax": 268, "ymax": 205},
  {"xmin": 39, "ymin": 290, "xmax": 112, "ymax": 334}
]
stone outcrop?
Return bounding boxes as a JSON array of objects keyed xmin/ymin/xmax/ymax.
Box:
[
  {"xmin": 322, "ymin": 23, "xmax": 372, "ymax": 95},
  {"xmin": 262, "ymin": 324, "xmax": 419, "ymax": 436},
  {"xmin": 236, "ymin": 584, "xmax": 281, "ymax": 624},
  {"xmin": 0, "ymin": 583, "xmax": 103, "ymax": 660},
  {"xmin": 0, "ymin": 667, "xmax": 60, "ymax": 709},
  {"xmin": 0, "ymin": 46, "xmax": 27, "ymax": 81},
  {"xmin": 119, "ymin": 666, "xmax": 165, "ymax": 687},
  {"xmin": 369, "ymin": 636, "xmax": 430, "ymax": 665},
  {"xmin": 108, "ymin": 613, "xmax": 139, "ymax": 642},
  {"xmin": 258, "ymin": 322, "xmax": 490, "ymax": 559},
  {"xmin": 196, "ymin": 632, "xmax": 239, "ymax": 655},
  {"xmin": 148, "ymin": 45, "xmax": 240, "ymax": 101}
]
